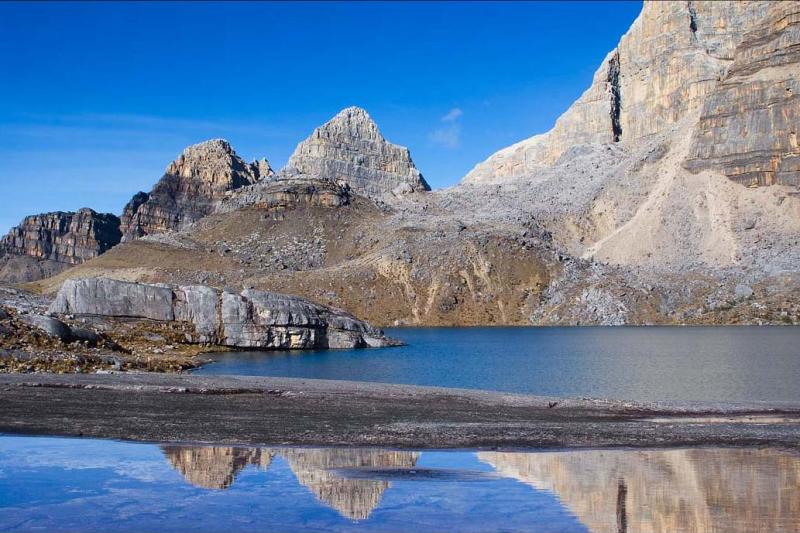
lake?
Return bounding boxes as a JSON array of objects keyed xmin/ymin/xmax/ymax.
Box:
[
  {"xmin": 1, "ymin": 434, "xmax": 799, "ymax": 533},
  {"xmin": 196, "ymin": 326, "xmax": 800, "ymax": 403}
]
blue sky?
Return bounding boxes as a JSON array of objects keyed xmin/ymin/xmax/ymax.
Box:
[{"xmin": 0, "ymin": 1, "xmax": 642, "ymax": 232}]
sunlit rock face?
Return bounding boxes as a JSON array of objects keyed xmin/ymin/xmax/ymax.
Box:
[
  {"xmin": 478, "ymin": 448, "xmax": 800, "ymax": 533},
  {"xmin": 285, "ymin": 106, "xmax": 430, "ymax": 201},
  {"xmin": 685, "ymin": 1, "xmax": 800, "ymax": 186},
  {"xmin": 463, "ymin": 1, "xmax": 778, "ymax": 183},
  {"xmin": 279, "ymin": 448, "xmax": 420, "ymax": 520},
  {"xmin": 162, "ymin": 446, "xmax": 273, "ymax": 490},
  {"xmin": 120, "ymin": 139, "xmax": 270, "ymax": 241},
  {"xmin": 0, "ymin": 208, "xmax": 121, "ymax": 266}
]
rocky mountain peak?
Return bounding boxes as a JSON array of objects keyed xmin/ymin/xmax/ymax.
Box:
[
  {"xmin": 285, "ymin": 106, "xmax": 430, "ymax": 201},
  {"xmin": 0, "ymin": 209, "xmax": 121, "ymax": 266},
  {"xmin": 120, "ymin": 139, "xmax": 264, "ymax": 241},
  {"xmin": 314, "ymin": 106, "xmax": 384, "ymax": 142}
]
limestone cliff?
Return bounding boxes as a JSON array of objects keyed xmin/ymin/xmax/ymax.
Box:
[
  {"xmin": 685, "ymin": 1, "xmax": 800, "ymax": 186},
  {"xmin": 0, "ymin": 208, "xmax": 121, "ymax": 266},
  {"xmin": 463, "ymin": 1, "xmax": 778, "ymax": 183},
  {"xmin": 48, "ymin": 278, "xmax": 396, "ymax": 349},
  {"xmin": 120, "ymin": 139, "xmax": 267, "ymax": 241},
  {"xmin": 285, "ymin": 106, "xmax": 430, "ymax": 201}
]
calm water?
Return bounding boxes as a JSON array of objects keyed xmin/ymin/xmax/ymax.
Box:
[
  {"xmin": 196, "ymin": 327, "xmax": 800, "ymax": 403},
  {"xmin": 1, "ymin": 435, "xmax": 799, "ymax": 533}
]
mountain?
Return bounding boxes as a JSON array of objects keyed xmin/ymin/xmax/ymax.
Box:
[
  {"xmin": 120, "ymin": 139, "xmax": 271, "ymax": 241},
  {"xmin": 8, "ymin": 2, "xmax": 800, "ymax": 327},
  {"xmin": 285, "ymin": 106, "xmax": 430, "ymax": 201},
  {"xmin": 0, "ymin": 209, "xmax": 121, "ymax": 283},
  {"xmin": 463, "ymin": 1, "xmax": 793, "ymax": 183}
]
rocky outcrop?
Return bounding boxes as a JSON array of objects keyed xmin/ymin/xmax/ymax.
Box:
[
  {"xmin": 48, "ymin": 278, "xmax": 396, "ymax": 349},
  {"xmin": 120, "ymin": 140, "xmax": 267, "ymax": 241},
  {"xmin": 217, "ymin": 176, "xmax": 350, "ymax": 214},
  {"xmin": 162, "ymin": 446, "xmax": 273, "ymax": 490},
  {"xmin": 0, "ymin": 208, "xmax": 121, "ymax": 266},
  {"xmin": 463, "ymin": 1, "xmax": 777, "ymax": 183},
  {"xmin": 285, "ymin": 106, "xmax": 430, "ymax": 201},
  {"xmin": 685, "ymin": 2, "xmax": 800, "ymax": 186}
]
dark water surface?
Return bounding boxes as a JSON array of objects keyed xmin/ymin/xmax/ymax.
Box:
[
  {"xmin": 1, "ymin": 435, "xmax": 799, "ymax": 533},
  {"xmin": 196, "ymin": 327, "xmax": 800, "ymax": 403}
]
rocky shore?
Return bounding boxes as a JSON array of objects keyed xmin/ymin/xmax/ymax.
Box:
[
  {"xmin": 0, "ymin": 279, "xmax": 398, "ymax": 374},
  {"xmin": 1, "ymin": 373, "xmax": 798, "ymax": 449}
]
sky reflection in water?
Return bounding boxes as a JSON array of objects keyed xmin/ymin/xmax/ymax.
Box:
[{"xmin": 1, "ymin": 435, "xmax": 799, "ymax": 533}]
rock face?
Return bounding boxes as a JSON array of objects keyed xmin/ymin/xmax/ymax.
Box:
[
  {"xmin": 463, "ymin": 1, "xmax": 781, "ymax": 183},
  {"xmin": 120, "ymin": 140, "xmax": 268, "ymax": 241},
  {"xmin": 48, "ymin": 278, "xmax": 395, "ymax": 349},
  {"xmin": 217, "ymin": 176, "xmax": 350, "ymax": 214},
  {"xmin": 685, "ymin": 2, "xmax": 800, "ymax": 186},
  {"xmin": 0, "ymin": 209, "xmax": 121, "ymax": 265},
  {"xmin": 285, "ymin": 106, "xmax": 430, "ymax": 201}
]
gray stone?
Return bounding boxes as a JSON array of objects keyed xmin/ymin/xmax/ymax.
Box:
[
  {"xmin": 735, "ymin": 284, "xmax": 754, "ymax": 299},
  {"xmin": 69, "ymin": 327, "xmax": 100, "ymax": 347},
  {"xmin": 285, "ymin": 107, "xmax": 430, "ymax": 201},
  {"xmin": 22, "ymin": 315, "xmax": 73, "ymax": 342},
  {"xmin": 50, "ymin": 278, "xmax": 174, "ymax": 321},
  {"xmin": 49, "ymin": 278, "xmax": 395, "ymax": 350}
]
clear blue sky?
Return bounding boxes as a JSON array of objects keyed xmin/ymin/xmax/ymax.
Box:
[{"xmin": 0, "ymin": 1, "xmax": 642, "ymax": 232}]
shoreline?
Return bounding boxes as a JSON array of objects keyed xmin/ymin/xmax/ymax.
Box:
[{"xmin": 2, "ymin": 373, "xmax": 799, "ymax": 450}]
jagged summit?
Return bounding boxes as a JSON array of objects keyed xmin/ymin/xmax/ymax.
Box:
[
  {"xmin": 285, "ymin": 106, "xmax": 430, "ymax": 200},
  {"xmin": 120, "ymin": 138, "xmax": 268, "ymax": 241},
  {"xmin": 463, "ymin": 1, "xmax": 795, "ymax": 185}
]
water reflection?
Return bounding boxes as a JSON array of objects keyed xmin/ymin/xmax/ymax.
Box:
[
  {"xmin": 2, "ymin": 436, "xmax": 799, "ymax": 532},
  {"xmin": 161, "ymin": 445, "xmax": 419, "ymax": 519},
  {"xmin": 162, "ymin": 446, "xmax": 273, "ymax": 490},
  {"xmin": 479, "ymin": 448, "xmax": 800, "ymax": 533},
  {"xmin": 158, "ymin": 444, "xmax": 800, "ymax": 531}
]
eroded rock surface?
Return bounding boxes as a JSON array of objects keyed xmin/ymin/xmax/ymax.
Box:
[
  {"xmin": 685, "ymin": 1, "xmax": 800, "ymax": 186},
  {"xmin": 463, "ymin": 1, "xmax": 779, "ymax": 183},
  {"xmin": 0, "ymin": 209, "xmax": 122, "ymax": 283},
  {"xmin": 120, "ymin": 140, "xmax": 267, "ymax": 241},
  {"xmin": 285, "ymin": 106, "xmax": 430, "ymax": 201},
  {"xmin": 49, "ymin": 278, "xmax": 396, "ymax": 349}
]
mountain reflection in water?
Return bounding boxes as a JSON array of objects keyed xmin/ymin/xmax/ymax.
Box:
[
  {"xmin": 159, "ymin": 444, "xmax": 800, "ymax": 531},
  {"xmin": 2, "ymin": 435, "xmax": 799, "ymax": 533},
  {"xmin": 162, "ymin": 446, "xmax": 420, "ymax": 520},
  {"xmin": 478, "ymin": 448, "xmax": 800, "ymax": 533}
]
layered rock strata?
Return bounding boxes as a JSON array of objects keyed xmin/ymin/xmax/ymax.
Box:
[
  {"xmin": 685, "ymin": 1, "xmax": 800, "ymax": 186},
  {"xmin": 120, "ymin": 139, "xmax": 268, "ymax": 241},
  {"xmin": 0, "ymin": 208, "xmax": 121, "ymax": 265},
  {"xmin": 285, "ymin": 106, "xmax": 430, "ymax": 201},
  {"xmin": 463, "ymin": 1, "xmax": 780, "ymax": 183},
  {"xmin": 48, "ymin": 278, "xmax": 395, "ymax": 349},
  {"xmin": 217, "ymin": 176, "xmax": 350, "ymax": 214}
]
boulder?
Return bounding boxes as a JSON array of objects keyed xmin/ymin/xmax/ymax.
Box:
[
  {"xmin": 49, "ymin": 278, "xmax": 397, "ymax": 350},
  {"xmin": 21, "ymin": 315, "xmax": 73, "ymax": 343}
]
